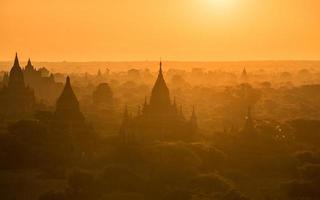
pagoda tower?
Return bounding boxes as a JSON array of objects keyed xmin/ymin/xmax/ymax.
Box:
[
  {"xmin": 149, "ymin": 61, "xmax": 171, "ymax": 111},
  {"xmin": 0, "ymin": 53, "xmax": 35, "ymax": 119},
  {"xmin": 54, "ymin": 76, "xmax": 84, "ymax": 123},
  {"xmin": 142, "ymin": 61, "xmax": 178, "ymax": 118},
  {"xmin": 8, "ymin": 53, "xmax": 25, "ymax": 89},
  {"xmin": 25, "ymin": 58, "xmax": 35, "ymax": 71},
  {"xmin": 121, "ymin": 61, "xmax": 197, "ymax": 142}
]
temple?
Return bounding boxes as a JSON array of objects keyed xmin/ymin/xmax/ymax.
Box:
[
  {"xmin": 241, "ymin": 67, "xmax": 248, "ymax": 83},
  {"xmin": 119, "ymin": 61, "xmax": 197, "ymax": 143},
  {"xmin": 54, "ymin": 76, "xmax": 84, "ymax": 123},
  {"xmin": 23, "ymin": 58, "xmax": 60, "ymax": 104},
  {"xmin": 0, "ymin": 53, "xmax": 35, "ymax": 119},
  {"xmin": 50, "ymin": 76, "xmax": 94, "ymax": 154}
]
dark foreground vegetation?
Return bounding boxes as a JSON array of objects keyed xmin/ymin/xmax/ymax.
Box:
[{"xmin": 2, "ymin": 118, "xmax": 320, "ymax": 200}]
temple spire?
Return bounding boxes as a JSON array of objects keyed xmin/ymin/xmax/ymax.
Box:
[
  {"xmin": 14, "ymin": 52, "xmax": 19, "ymax": 67},
  {"xmin": 97, "ymin": 69, "xmax": 102, "ymax": 76},
  {"xmin": 25, "ymin": 58, "xmax": 34, "ymax": 70},
  {"xmin": 9, "ymin": 53, "xmax": 25, "ymax": 88},
  {"xmin": 242, "ymin": 67, "xmax": 247, "ymax": 76},
  {"xmin": 149, "ymin": 59, "xmax": 171, "ymax": 108},
  {"xmin": 241, "ymin": 67, "xmax": 248, "ymax": 83},
  {"xmin": 157, "ymin": 58, "xmax": 164, "ymax": 79},
  {"xmin": 54, "ymin": 76, "xmax": 84, "ymax": 122},
  {"xmin": 159, "ymin": 58, "xmax": 162, "ymax": 74},
  {"xmin": 60, "ymin": 76, "xmax": 73, "ymax": 95},
  {"xmin": 59, "ymin": 76, "xmax": 77, "ymax": 104},
  {"xmin": 66, "ymin": 76, "xmax": 71, "ymax": 87}
]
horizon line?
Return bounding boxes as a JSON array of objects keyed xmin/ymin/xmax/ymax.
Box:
[{"xmin": 1, "ymin": 59, "xmax": 320, "ymax": 63}]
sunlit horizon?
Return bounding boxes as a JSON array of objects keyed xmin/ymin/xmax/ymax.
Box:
[
  {"xmin": 1, "ymin": 0, "xmax": 320, "ymax": 61},
  {"xmin": 2, "ymin": 1, "xmax": 320, "ymax": 199}
]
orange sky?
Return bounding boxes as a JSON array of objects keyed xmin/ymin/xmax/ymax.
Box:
[{"xmin": 0, "ymin": 0, "xmax": 319, "ymax": 61}]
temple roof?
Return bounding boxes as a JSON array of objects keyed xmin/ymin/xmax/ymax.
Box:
[
  {"xmin": 55, "ymin": 76, "xmax": 84, "ymax": 122},
  {"xmin": 242, "ymin": 67, "xmax": 247, "ymax": 76},
  {"xmin": 149, "ymin": 61, "xmax": 171, "ymax": 108},
  {"xmin": 25, "ymin": 58, "xmax": 34, "ymax": 71},
  {"xmin": 57, "ymin": 76, "xmax": 79, "ymax": 106},
  {"xmin": 9, "ymin": 53, "xmax": 25, "ymax": 88}
]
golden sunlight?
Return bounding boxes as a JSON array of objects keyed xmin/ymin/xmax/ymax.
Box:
[
  {"xmin": 2, "ymin": 1, "xmax": 320, "ymax": 199},
  {"xmin": 208, "ymin": 0, "xmax": 235, "ymax": 9},
  {"xmin": 197, "ymin": 0, "xmax": 239, "ymax": 18}
]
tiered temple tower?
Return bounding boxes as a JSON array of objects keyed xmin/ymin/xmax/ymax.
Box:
[
  {"xmin": 9, "ymin": 53, "xmax": 26, "ymax": 89},
  {"xmin": 52, "ymin": 77, "xmax": 94, "ymax": 155},
  {"xmin": 119, "ymin": 61, "xmax": 197, "ymax": 143},
  {"xmin": 25, "ymin": 58, "xmax": 35, "ymax": 71},
  {"xmin": 0, "ymin": 53, "xmax": 35, "ymax": 119},
  {"xmin": 142, "ymin": 61, "xmax": 178, "ymax": 119},
  {"xmin": 54, "ymin": 76, "xmax": 84, "ymax": 123}
]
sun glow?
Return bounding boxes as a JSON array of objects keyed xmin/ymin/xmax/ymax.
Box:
[
  {"xmin": 192, "ymin": 0, "xmax": 239, "ymax": 23},
  {"xmin": 196, "ymin": 0, "xmax": 238, "ymax": 17},
  {"xmin": 209, "ymin": 0, "xmax": 235, "ymax": 10}
]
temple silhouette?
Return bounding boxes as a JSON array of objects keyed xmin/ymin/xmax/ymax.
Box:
[
  {"xmin": 0, "ymin": 53, "xmax": 35, "ymax": 119},
  {"xmin": 54, "ymin": 76, "xmax": 85, "ymax": 124},
  {"xmin": 40, "ymin": 75, "xmax": 96, "ymax": 155},
  {"xmin": 23, "ymin": 58, "xmax": 60, "ymax": 104},
  {"xmin": 119, "ymin": 61, "xmax": 197, "ymax": 143},
  {"xmin": 241, "ymin": 67, "xmax": 248, "ymax": 83}
]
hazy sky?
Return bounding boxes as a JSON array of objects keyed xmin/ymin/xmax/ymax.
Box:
[{"xmin": 1, "ymin": 0, "xmax": 319, "ymax": 61}]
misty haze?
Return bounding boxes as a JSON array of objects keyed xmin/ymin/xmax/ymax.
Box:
[{"xmin": 1, "ymin": 0, "xmax": 320, "ymax": 200}]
